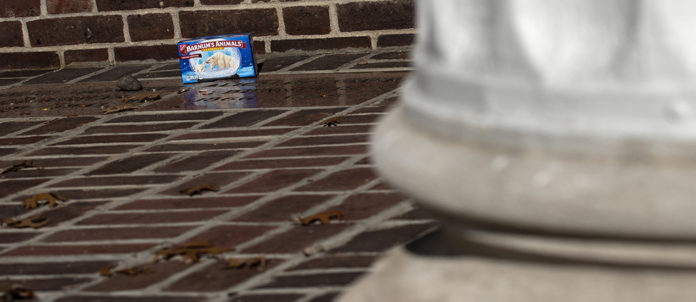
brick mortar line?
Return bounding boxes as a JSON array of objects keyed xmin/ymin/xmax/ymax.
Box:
[
  {"xmin": 280, "ymin": 267, "xmax": 369, "ymax": 276},
  {"xmin": 0, "ymin": 88, "xmax": 399, "ymax": 298},
  {"xmin": 0, "ymin": 0, "xmax": 394, "ymax": 22}
]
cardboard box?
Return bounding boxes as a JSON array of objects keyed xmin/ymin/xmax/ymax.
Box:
[{"xmin": 178, "ymin": 34, "xmax": 257, "ymax": 84}]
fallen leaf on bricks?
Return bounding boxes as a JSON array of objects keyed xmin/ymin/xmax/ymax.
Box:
[
  {"xmin": 22, "ymin": 193, "xmax": 68, "ymax": 209},
  {"xmin": 224, "ymin": 257, "xmax": 267, "ymax": 270},
  {"xmin": 122, "ymin": 92, "xmax": 160, "ymax": 103},
  {"xmin": 0, "ymin": 161, "xmax": 34, "ymax": 175},
  {"xmin": 303, "ymin": 245, "xmax": 325, "ymax": 257},
  {"xmin": 1, "ymin": 285, "xmax": 35, "ymax": 301},
  {"xmin": 99, "ymin": 264, "xmax": 115, "ymax": 277},
  {"xmin": 2, "ymin": 215, "xmax": 48, "ymax": 229},
  {"xmin": 102, "ymin": 105, "xmax": 139, "ymax": 114},
  {"xmin": 299, "ymin": 210, "xmax": 344, "ymax": 225},
  {"xmin": 179, "ymin": 184, "xmax": 220, "ymax": 196},
  {"xmin": 115, "ymin": 265, "xmax": 153, "ymax": 276},
  {"xmin": 320, "ymin": 118, "xmax": 341, "ymax": 127},
  {"xmin": 154, "ymin": 242, "xmax": 233, "ymax": 264}
]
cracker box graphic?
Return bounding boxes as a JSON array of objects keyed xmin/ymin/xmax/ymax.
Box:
[{"xmin": 178, "ymin": 34, "xmax": 257, "ymax": 84}]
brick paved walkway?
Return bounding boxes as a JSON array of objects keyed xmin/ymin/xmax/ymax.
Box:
[{"xmin": 0, "ymin": 49, "xmax": 438, "ymax": 302}]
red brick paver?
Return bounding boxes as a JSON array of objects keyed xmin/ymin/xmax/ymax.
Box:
[{"xmin": 0, "ymin": 49, "xmax": 435, "ymax": 302}]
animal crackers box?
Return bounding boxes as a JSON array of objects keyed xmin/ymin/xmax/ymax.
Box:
[{"xmin": 177, "ymin": 34, "xmax": 257, "ymax": 84}]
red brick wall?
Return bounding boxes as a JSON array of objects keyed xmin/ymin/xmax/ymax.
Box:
[{"xmin": 0, "ymin": 0, "xmax": 415, "ymax": 70}]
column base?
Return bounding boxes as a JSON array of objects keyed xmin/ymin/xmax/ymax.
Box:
[{"xmin": 339, "ymin": 230, "xmax": 696, "ymax": 302}]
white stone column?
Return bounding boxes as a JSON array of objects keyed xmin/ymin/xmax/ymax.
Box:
[{"xmin": 341, "ymin": 1, "xmax": 696, "ymax": 301}]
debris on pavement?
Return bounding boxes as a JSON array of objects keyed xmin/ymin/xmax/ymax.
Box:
[
  {"xmin": 2, "ymin": 215, "xmax": 48, "ymax": 229},
  {"xmin": 116, "ymin": 75, "xmax": 143, "ymax": 91},
  {"xmin": 224, "ymin": 257, "xmax": 267, "ymax": 270},
  {"xmin": 100, "ymin": 264, "xmax": 153, "ymax": 277},
  {"xmin": 180, "ymin": 184, "xmax": 220, "ymax": 196},
  {"xmin": 321, "ymin": 118, "xmax": 341, "ymax": 127},
  {"xmin": 303, "ymin": 245, "xmax": 325, "ymax": 257},
  {"xmin": 299, "ymin": 210, "xmax": 344, "ymax": 225},
  {"xmin": 154, "ymin": 242, "xmax": 233, "ymax": 264},
  {"xmin": 122, "ymin": 92, "xmax": 161, "ymax": 103},
  {"xmin": 22, "ymin": 193, "xmax": 67, "ymax": 209},
  {"xmin": 102, "ymin": 104, "xmax": 139, "ymax": 114},
  {"xmin": 0, "ymin": 161, "xmax": 34, "ymax": 175},
  {"xmin": 0, "ymin": 285, "xmax": 35, "ymax": 302}
]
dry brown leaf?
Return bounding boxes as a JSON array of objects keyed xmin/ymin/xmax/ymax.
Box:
[
  {"xmin": 179, "ymin": 184, "xmax": 220, "ymax": 196},
  {"xmin": 2, "ymin": 215, "xmax": 48, "ymax": 229},
  {"xmin": 22, "ymin": 193, "xmax": 68, "ymax": 209},
  {"xmin": 320, "ymin": 118, "xmax": 340, "ymax": 127},
  {"xmin": 102, "ymin": 104, "xmax": 139, "ymax": 114},
  {"xmin": 299, "ymin": 210, "xmax": 344, "ymax": 225},
  {"xmin": 122, "ymin": 92, "xmax": 160, "ymax": 103},
  {"xmin": 99, "ymin": 264, "xmax": 115, "ymax": 277},
  {"xmin": 0, "ymin": 161, "xmax": 33, "ymax": 175},
  {"xmin": 1, "ymin": 285, "xmax": 35, "ymax": 301},
  {"xmin": 154, "ymin": 241, "xmax": 233, "ymax": 264},
  {"xmin": 224, "ymin": 257, "xmax": 267, "ymax": 270},
  {"xmin": 116, "ymin": 265, "xmax": 153, "ymax": 276}
]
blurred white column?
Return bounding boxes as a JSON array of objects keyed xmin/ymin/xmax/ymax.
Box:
[{"xmin": 341, "ymin": 1, "xmax": 696, "ymax": 301}]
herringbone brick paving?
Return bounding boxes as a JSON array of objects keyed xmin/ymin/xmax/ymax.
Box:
[{"xmin": 0, "ymin": 48, "xmax": 437, "ymax": 302}]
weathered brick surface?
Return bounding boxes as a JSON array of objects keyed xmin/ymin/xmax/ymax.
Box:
[
  {"xmin": 115, "ymin": 195, "xmax": 258, "ymax": 210},
  {"xmin": 0, "ymin": 277, "xmax": 91, "ymax": 291},
  {"xmin": 292, "ymin": 54, "xmax": 364, "ymax": 71},
  {"xmin": 0, "ymin": 21, "xmax": 23, "ymax": 47},
  {"xmin": 86, "ymin": 262, "xmax": 189, "ymax": 291},
  {"xmin": 51, "ymin": 175, "xmax": 180, "ymax": 188},
  {"xmin": 0, "ymin": 52, "xmax": 60, "ymax": 70},
  {"xmin": 47, "ymin": 0, "xmax": 94, "ymax": 14},
  {"xmin": 96, "ymin": 0, "xmax": 193, "ymax": 11},
  {"xmin": 56, "ymin": 134, "xmax": 167, "ymax": 145},
  {"xmin": 271, "ymin": 37, "xmax": 371, "ymax": 52},
  {"xmin": 246, "ymin": 145, "xmax": 368, "ymax": 159},
  {"xmin": 128, "ymin": 14, "xmax": 175, "ymax": 42},
  {"xmin": 88, "ymin": 153, "xmax": 172, "ymax": 175},
  {"xmin": 146, "ymin": 142, "xmax": 262, "ymax": 152},
  {"xmin": 290, "ymin": 255, "xmax": 377, "ymax": 270},
  {"xmin": 0, "ymin": 178, "xmax": 49, "ymax": 198},
  {"xmin": 338, "ymin": 0, "xmax": 414, "ymax": 31},
  {"xmin": 278, "ymin": 134, "xmax": 369, "ymax": 147},
  {"xmin": 24, "ymin": 68, "xmax": 103, "ymax": 85},
  {"xmin": 166, "ymin": 260, "xmax": 281, "ymax": 292},
  {"xmin": 217, "ymin": 157, "xmax": 347, "ymax": 171},
  {"xmin": 179, "ymin": 10, "xmax": 278, "ymax": 38},
  {"xmin": 259, "ymin": 272, "xmax": 363, "ymax": 288},
  {"xmin": 27, "ymin": 16, "xmax": 124, "ymax": 46},
  {"xmin": 3, "ymin": 244, "xmax": 156, "ymax": 256},
  {"xmin": 203, "ymin": 110, "xmax": 286, "ymax": 128},
  {"xmin": 265, "ymin": 108, "xmax": 346, "ymax": 126},
  {"xmin": 85, "ymin": 122, "xmax": 198, "ymax": 134},
  {"xmin": 161, "ymin": 171, "xmax": 251, "ymax": 195},
  {"xmin": 186, "ymin": 225, "xmax": 276, "ymax": 249},
  {"xmin": 0, "ymin": 0, "xmax": 40, "ymax": 17},
  {"xmin": 226, "ymin": 169, "xmax": 320, "ymax": 193},
  {"xmin": 0, "ymin": 233, "xmax": 38, "ymax": 244},
  {"xmin": 155, "ymin": 150, "xmax": 237, "ymax": 172},
  {"xmin": 65, "ymin": 49, "xmax": 110, "ymax": 65},
  {"xmin": 108, "ymin": 112, "xmax": 222, "ymax": 123},
  {"xmin": 43, "ymin": 226, "xmax": 190, "ymax": 242},
  {"xmin": 242, "ymin": 224, "xmax": 350, "ymax": 253},
  {"xmin": 115, "ymin": 45, "xmax": 179, "ymax": 62},
  {"xmin": 378, "ymin": 33, "xmax": 415, "ymax": 47},
  {"xmin": 76, "ymin": 210, "xmax": 226, "ymax": 225},
  {"xmin": 0, "ymin": 261, "xmax": 112, "ymax": 275},
  {"xmin": 234, "ymin": 194, "xmax": 335, "ymax": 222},
  {"xmin": 283, "ymin": 6, "xmax": 331, "ymax": 35},
  {"xmin": 332, "ymin": 223, "xmax": 437, "ymax": 253},
  {"xmin": 22, "ymin": 116, "xmax": 98, "ymax": 135}
]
